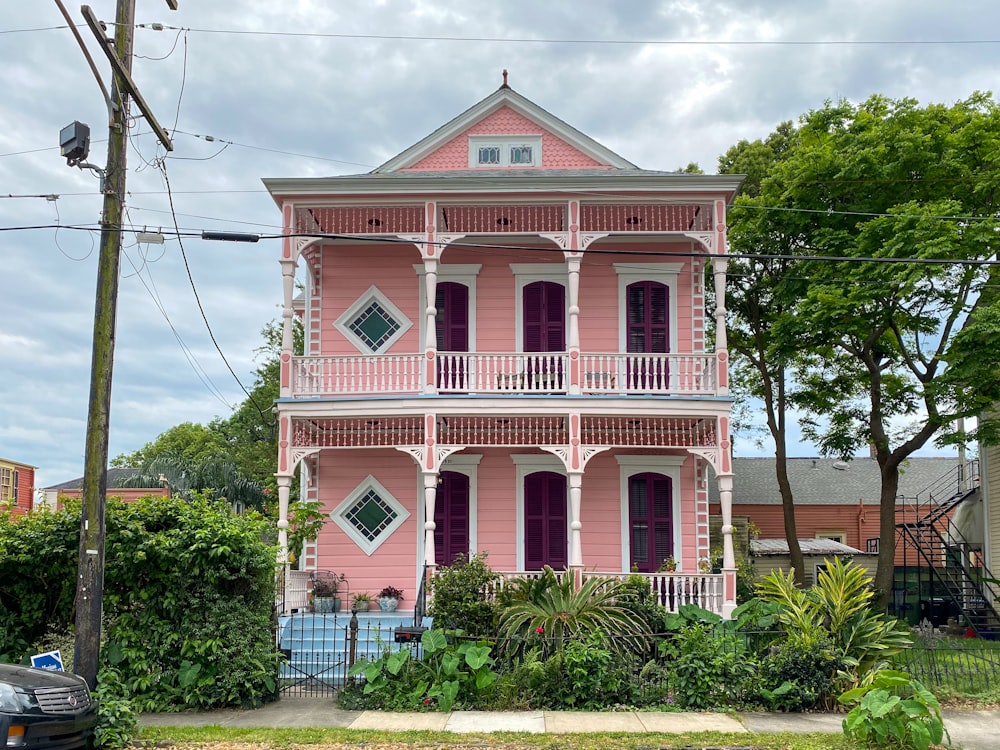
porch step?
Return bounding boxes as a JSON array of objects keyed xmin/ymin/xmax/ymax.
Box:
[{"xmin": 277, "ymin": 612, "xmax": 424, "ymax": 684}]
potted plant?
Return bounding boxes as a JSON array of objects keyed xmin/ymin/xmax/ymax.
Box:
[
  {"xmin": 310, "ymin": 572, "xmax": 342, "ymax": 613},
  {"xmin": 351, "ymin": 592, "xmax": 372, "ymax": 612},
  {"xmin": 376, "ymin": 585, "xmax": 403, "ymax": 612}
]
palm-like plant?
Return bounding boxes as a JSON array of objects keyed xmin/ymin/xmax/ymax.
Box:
[
  {"xmin": 498, "ymin": 567, "xmax": 648, "ymax": 657},
  {"xmin": 757, "ymin": 556, "xmax": 912, "ymax": 676}
]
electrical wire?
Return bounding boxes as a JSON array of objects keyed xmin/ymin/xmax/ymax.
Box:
[{"xmin": 157, "ymin": 160, "xmax": 274, "ymax": 424}]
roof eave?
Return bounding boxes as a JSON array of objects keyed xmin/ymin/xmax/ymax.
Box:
[{"xmin": 262, "ymin": 173, "xmax": 746, "ymax": 202}]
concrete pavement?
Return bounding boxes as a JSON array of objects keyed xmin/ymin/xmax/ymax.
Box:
[{"xmin": 140, "ymin": 698, "xmax": 1000, "ymax": 748}]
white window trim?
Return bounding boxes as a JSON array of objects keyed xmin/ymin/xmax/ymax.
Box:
[
  {"xmin": 331, "ymin": 475, "xmax": 411, "ymax": 556},
  {"xmin": 815, "ymin": 531, "xmax": 848, "ymax": 544},
  {"xmin": 510, "ymin": 263, "xmax": 568, "ymax": 352},
  {"xmin": 616, "ymin": 455, "xmax": 686, "ymax": 573},
  {"xmin": 334, "ymin": 285, "xmax": 413, "ymax": 354},
  {"xmin": 468, "ymin": 135, "xmax": 542, "ymax": 168},
  {"xmin": 614, "ymin": 263, "xmax": 683, "ymax": 354},
  {"xmin": 512, "ymin": 453, "xmax": 568, "ymax": 571},
  {"xmin": 413, "ymin": 264, "xmax": 482, "ymax": 351}
]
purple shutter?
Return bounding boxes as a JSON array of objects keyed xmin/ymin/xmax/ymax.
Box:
[
  {"xmin": 434, "ymin": 471, "xmax": 470, "ymax": 567},
  {"xmin": 629, "ymin": 473, "xmax": 673, "ymax": 573},
  {"xmin": 435, "ymin": 282, "xmax": 469, "ymax": 352},
  {"xmin": 626, "ymin": 281, "xmax": 668, "ymax": 353},
  {"xmin": 523, "ymin": 281, "xmax": 565, "ymax": 352},
  {"xmin": 524, "ymin": 471, "xmax": 567, "ymax": 570}
]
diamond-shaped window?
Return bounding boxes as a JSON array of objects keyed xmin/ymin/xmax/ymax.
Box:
[
  {"xmin": 331, "ymin": 476, "xmax": 410, "ymax": 555},
  {"xmin": 335, "ymin": 286, "xmax": 412, "ymax": 354}
]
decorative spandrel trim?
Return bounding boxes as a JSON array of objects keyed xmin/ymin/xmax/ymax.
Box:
[
  {"xmin": 687, "ymin": 447, "xmax": 722, "ymax": 475},
  {"xmin": 289, "ymin": 447, "xmax": 322, "ymax": 474},
  {"xmin": 538, "ymin": 232, "xmax": 570, "ymax": 249},
  {"xmin": 540, "ymin": 446, "xmax": 570, "ymax": 470},
  {"xmin": 579, "ymin": 232, "xmax": 609, "ymax": 249},
  {"xmin": 581, "ymin": 446, "xmax": 611, "ymax": 470},
  {"xmin": 681, "ymin": 232, "xmax": 715, "ymax": 253},
  {"xmin": 395, "ymin": 446, "xmax": 426, "ymax": 466}
]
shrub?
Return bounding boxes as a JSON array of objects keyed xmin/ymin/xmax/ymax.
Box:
[
  {"xmin": 345, "ymin": 628, "xmax": 498, "ymax": 711},
  {"xmin": 662, "ymin": 622, "xmax": 756, "ymax": 709},
  {"xmin": 759, "ymin": 631, "xmax": 844, "ymax": 710},
  {"xmin": 757, "ymin": 557, "xmax": 911, "ymax": 686},
  {"xmin": 497, "ymin": 568, "xmax": 648, "ymax": 659},
  {"xmin": 93, "ymin": 666, "xmax": 137, "ymax": 750},
  {"xmin": 840, "ymin": 669, "xmax": 948, "ymax": 750},
  {"xmin": 429, "ymin": 554, "xmax": 500, "ymax": 637}
]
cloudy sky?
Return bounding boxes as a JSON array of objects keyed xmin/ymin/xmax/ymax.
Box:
[{"xmin": 3, "ymin": 1, "xmax": 992, "ymax": 490}]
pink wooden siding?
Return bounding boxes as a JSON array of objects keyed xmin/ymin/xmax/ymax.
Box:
[
  {"xmin": 314, "ymin": 244, "xmax": 701, "ymax": 358},
  {"xmin": 404, "ymin": 106, "xmax": 611, "ymax": 171},
  {"xmin": 320, "ymin": 244, "xmax": 423, "ymax": 356},
  {"xmin": 314, "ymin": 449, "xmax": 420, "ymax": 601}
]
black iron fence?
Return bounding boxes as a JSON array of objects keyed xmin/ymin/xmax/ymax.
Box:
[{"xmin": 892, "ymin": 637, "xmax": 1000, "ymax": 695}]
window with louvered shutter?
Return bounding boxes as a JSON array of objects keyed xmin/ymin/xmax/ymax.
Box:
[
  {"xmin": 523, "ymin": 281, "xmax": 565, "ymax": 352},
  {"xmin": 524, "ymin": 471, "xmax": 567, "ymax": 570},
  {"xmin": 628, "ymin": 473, "xmax": 673, "ymax": 573},
  {"xmin": 435, "ymin": 282, "xmax": 469, "ymax": 352},
  {"xmin": 626, "ymin": 281, "xmax": 669, "ymax": 353},
  {"xmin": 434, "ymin": 471, "xmax": 470, "ymax": 567}
]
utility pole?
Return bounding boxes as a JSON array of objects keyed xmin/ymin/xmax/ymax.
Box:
[{"xmin": 69, "ymin": 0, "xmax": 176, "ymax": 689}]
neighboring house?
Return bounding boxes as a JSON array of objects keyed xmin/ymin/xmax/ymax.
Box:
[
  {"xmin": 709, "ymin": 456, "xmax": 971, "ymax": 557},
  {"xmin": 983, "ymin": 428, "xmax": 1000, "ymax": 608},
  {"xmin": 0, "ymin": 458, "xmax": 36, "ymax": 516},
  {"xmin": 42, "ymin": 468, "xmax": 170, "ymax": 509},
  {"xmin": 751, "ymin": 537, "xmax": 877, "ymax": 588},
  {"xmin": 264, "ymin": 78, "xmax": 744, "ymax": 617}
]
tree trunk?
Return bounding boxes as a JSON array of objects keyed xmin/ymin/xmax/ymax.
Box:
[
  {"xmin": 775, "ymin": 446, "xmax": 804, "ymax": 586},
  {"xmin": 873, "ymin": 460, "xmax": 902, "ymax": 612}
]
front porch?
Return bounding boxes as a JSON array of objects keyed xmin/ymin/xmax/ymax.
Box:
[{"xmin": 280, "ymin": 568, "xmax": 726, "ymax": 618}]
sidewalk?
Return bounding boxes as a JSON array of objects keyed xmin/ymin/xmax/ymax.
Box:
[{"xmin": 139, "ymin": 698, "xmax": 1000, "ymax": 748}]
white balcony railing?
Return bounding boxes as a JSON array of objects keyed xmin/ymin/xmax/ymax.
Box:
[
  {"xmin": 291, "ymin": 352, "xmax": 718, "ymax": 398},
  {"xmin": 491, "ymin": 570, "xmax": 724, "ymax": 616}
]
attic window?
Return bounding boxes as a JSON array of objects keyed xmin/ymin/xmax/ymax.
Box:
[{"xmin": 469, "ymin": 136, "xmax": 541, "ymax": 168}]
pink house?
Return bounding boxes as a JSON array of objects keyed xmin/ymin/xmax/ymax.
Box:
[{"xmin": 264, "ymin": 79, "xmax": 744, "ymax": 618}]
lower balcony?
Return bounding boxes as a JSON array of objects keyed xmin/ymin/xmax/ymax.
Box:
[{"xmin": 291, "ymin": 352, "xmax": 718, "ymax": 398}]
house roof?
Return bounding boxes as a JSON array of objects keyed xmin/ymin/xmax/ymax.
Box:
[
  {"xmin": 263, "ymin": 82, "xmax": 745, "ymax": 201},
  {"xmin": 374, "ymin": 83, "xmax": 639, "ymax": 173},
  {"xmin": 751, "ymin": 538, "xmax": 869, "ymax": 556},
  {"xmin": 0, "ymin": 458, "xmax": 37, "ymax": 470},
  {"xmin": 44, "ymin": 468, "xmax": 150, "ymax": 491},
  {"xmin": 710, "ymin": 456, "xmax": 966, "ymax": 506}
]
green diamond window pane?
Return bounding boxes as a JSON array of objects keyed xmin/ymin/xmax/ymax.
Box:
[
  {"xmin": 345, "ymin": 489, "xmax": 397, "ymax": 541},
  {"xmin": 349, "ymin": 301, "xmax": 400, "ymax": 351}
]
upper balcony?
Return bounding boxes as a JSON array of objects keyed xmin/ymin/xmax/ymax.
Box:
[{"xmin": 290, "ymin": 351, "xmax": 720, "ymax": 399}]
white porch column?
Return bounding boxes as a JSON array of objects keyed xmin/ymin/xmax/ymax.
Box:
[
  {"xmin": 279, "ymin": 258, "xmax": 297, "ymax": 398},
  {"xmin": 565, "ymin": 255, "xmax": 582, "ymax": 394},
  {"xmin": 422, "ymin": 471, "xmax": 439, "ymax": 575},
  {"xmin": 711, "ymin": 199, "xmax": 730, "ymax": 396},
  {"xmin": 568, "ymin": 471, "xmax": 584, "ymax": 571},
  {"xmin": 422, "ymin": 258, "xmax": 439, "ymax": 394},
  {"xmin": 276, "ymin": 474, "xmax": 292, "ymax": 565},
  {"xmin": 717, "ymin": 472, "xmax": 737, "ymax": 618}
]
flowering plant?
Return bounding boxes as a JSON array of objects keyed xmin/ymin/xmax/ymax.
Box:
[
  {"xmin": 377, "ymin": 585, "xmax": 404, "ymax": 600},
  {"xmin": 657, "ymin": 556, "xmax": 677, "ymax": 573}
]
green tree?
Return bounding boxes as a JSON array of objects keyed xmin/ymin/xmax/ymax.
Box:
[
  {"xmin": 111, "ymin": 422, "xmax": 227, "ymax": 468},
  {"xmin": 732, "ymin": 93, "xmax": 1000, "ymax": 607},
  {"xmin": 719, "ymin": 121, "xmax": 808, "ymax": 584}
]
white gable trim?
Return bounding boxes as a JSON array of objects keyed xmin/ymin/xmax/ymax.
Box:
[{"xmin": 375, "ymin": 87, "xmax": 638, "ymax": 173}]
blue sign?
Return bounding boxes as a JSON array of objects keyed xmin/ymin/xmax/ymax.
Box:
[{"xmin": 30, "ymin": 650, "xmax": 64, "ymax": 671}]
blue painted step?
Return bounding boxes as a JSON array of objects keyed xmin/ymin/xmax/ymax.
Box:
[{"xmin": 277, "ymin": 612, "xmax": 428, "ymax": 683}]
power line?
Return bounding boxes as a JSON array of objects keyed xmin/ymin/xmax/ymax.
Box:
[{"xmin": 141, "ymin": 25, "xmax": 1000, "ymax": 47}]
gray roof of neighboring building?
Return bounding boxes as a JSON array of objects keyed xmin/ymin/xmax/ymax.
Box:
[
  {"xmin": 711, "ymin": 456, "xmax": 965, "ymax": 506},
  {"xmin": 751, "ymin": 538, "xmax": 869, "ymax": 556},
  {"xmin": 44, "ymin": 468, "xmax": 147, "ymax": 491}
]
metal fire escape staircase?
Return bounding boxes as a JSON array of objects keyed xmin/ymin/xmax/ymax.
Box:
[{"xmin": 896, "ymin": 460, "xmax": 1000, "ymax": 637}]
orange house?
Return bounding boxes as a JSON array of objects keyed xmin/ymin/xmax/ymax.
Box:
[
  {"xmin": 265, "ymin": 80, "xmax": 744, "ymax": 617},
  {"xmin": 0, "ymin": 458, "xmax": 36, "ymax": 517}
]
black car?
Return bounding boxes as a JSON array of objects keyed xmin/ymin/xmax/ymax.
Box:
[{"xmin": 0, "ymin": 664, "xmax": 96, "ymax": 750}]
